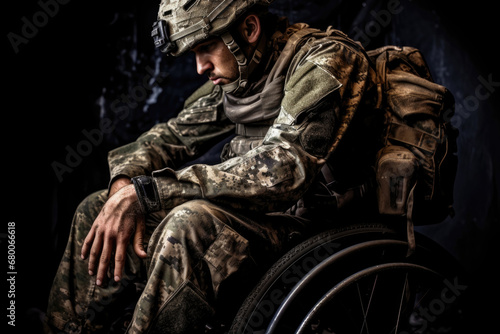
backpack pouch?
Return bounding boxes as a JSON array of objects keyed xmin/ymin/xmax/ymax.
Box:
[{"xmin": 375, "ymin": 145, "xmax": 418, "ymax": 216}]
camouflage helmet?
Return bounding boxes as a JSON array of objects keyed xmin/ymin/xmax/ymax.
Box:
[{"xmin": 152, "ymin": 0, "xmax": 274, "ymax": 57}]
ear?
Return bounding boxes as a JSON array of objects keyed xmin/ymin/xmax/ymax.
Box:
[{"xmin": 238, "ymin": 14, "xmax": 261, "ymax": 45}]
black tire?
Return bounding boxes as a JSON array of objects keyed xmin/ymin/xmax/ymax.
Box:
[{"xmin": 229, "ymin": 223, "xmax": 467, "ymax": 334}]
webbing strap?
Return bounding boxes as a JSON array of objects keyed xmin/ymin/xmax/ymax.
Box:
[
  {"xmin": 387, "ymin": 121, "xmax": 438, "ymax": 153},
  {"xmin": 267, "ymin": 26, "xmax": 319, "ymax": 79},
  {"xmin": 319, "ymin": 163, "xmax": 375, "ymax": 210},
  {"xmin": 220, "ymin": 29, "xmax": 268, "ymax": 95},
  {"xmin": 235, "ymin": 124, "xmax": 271, "ymax": 137},
  {"xmin": 220, "ymin": 32, "xmax": 249, "ymax": 94}
]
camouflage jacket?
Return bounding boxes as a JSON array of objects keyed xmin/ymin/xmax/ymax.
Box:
[{"xmin": 108, "ymin": 23, "xmax": 376, "ymax": 213}]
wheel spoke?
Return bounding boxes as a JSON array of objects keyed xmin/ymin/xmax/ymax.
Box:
[
  {"xmin": 358, "ymin": 274, "xmax": 378, "ymax": 334},
  {"xmin": 393, "ymin": 273, "xmax": 409, "ymax": 333},
  {"xmin": 231, "ymin": 226, "xmax": 465, "ymax": 334}
]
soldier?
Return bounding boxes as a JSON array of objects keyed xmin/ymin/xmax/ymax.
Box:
[{"xmin": 46, "ymin": 0, "xmax": 381, "ymax": 333}]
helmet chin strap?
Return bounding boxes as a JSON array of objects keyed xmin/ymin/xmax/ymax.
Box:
[{"xmin": 220, "ymin": 31, "xmax": 266, "ymax": 96}]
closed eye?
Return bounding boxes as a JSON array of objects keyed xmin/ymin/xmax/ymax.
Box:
[{"xmin": 192, "ymin": 39, "xmax": 218, "ymax": 54}]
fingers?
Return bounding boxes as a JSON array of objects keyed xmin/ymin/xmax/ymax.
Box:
[
  {"xmin": 133, "ymin": 218, "xmax": 148, "ymax": 259},
  {"xmin": 85, "ymin": 221, "xmax": 107, "ymax": 284},
  {"xmin": 80, "ymin": 186, "xmax": 145, "ymax": 286},
  {"xmin": 87, "ymin": 235, "xmax": 104, "ymax": 278},
  {"xmin": 83, "ymin": 222, "xmax": 140, "ymax": 285},
  {"xmin": 95, "ymin": 237, "xmax": 114, "ymax": 286},
  {"xmin": 87, "ymin": 231, "xmax": 121, "ymax": 286},
  {"xmin": 81, "ymin": 216, "xmax": 116, "ymax": 286},
  {"xmin": 81, "ymin": 224, "xmax": 96, "ymax": 261},
  {"xmin": 114, "ymin": 219, "xmax": 147, "ymax": 282},
  {"xmin": 113, "ymin": 241, "xmax": 128, "ymax": 283},
  {"xmin": 81, "ymin": 224, "xmax": 104, "ymax": 279}
]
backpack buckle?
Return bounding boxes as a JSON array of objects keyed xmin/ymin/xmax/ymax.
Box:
[{"xmin": 151, "ymin": 20, "xmax": 176, "ymax": 54}]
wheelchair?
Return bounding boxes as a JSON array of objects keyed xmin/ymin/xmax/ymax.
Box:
[{"xmin": 217, "ymin": 220, "xmax": 468, "ymax": 334}]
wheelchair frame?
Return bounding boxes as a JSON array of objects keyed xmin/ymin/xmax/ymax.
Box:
[{"xmin": 226, "ymin": 222, "xmax": 468, "ymax": 334}]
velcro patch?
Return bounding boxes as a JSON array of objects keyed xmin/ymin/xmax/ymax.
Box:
[{"xmin": 281, "ymin": 60, "xmax": 342, "ymax": 122}]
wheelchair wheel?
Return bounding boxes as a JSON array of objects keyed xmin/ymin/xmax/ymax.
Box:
[{"xmin": 229, "ymin": 223, "xmax": 468, "ymax": 334}]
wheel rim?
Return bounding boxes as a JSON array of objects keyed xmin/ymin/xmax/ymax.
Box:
[
  {"xmin": 295, "ymin": 263, "xmax": 448, "ymax": 334},
  {"xmin": 266, "ymin": 239, "xmax": 409, "ymax": 333},
  {"xmin": 229, "ymin": 226, "xmax": 467, "ymax": 334}
]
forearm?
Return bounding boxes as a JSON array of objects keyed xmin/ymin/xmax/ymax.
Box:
[
  {"xmin": 109, "ymin": 177, "xmax": 132, "ymax": 197},
  {"xmin": 161, "ymin": 144, "xmax": 322, "ymax": 212},
  {"xmin": 133, "ymin": 107, "xmax": 335, "ymax": 214},
  {"xmin": 107, "ymin": 121, "xmax": 195, "ymax": 183},
  {"xmin": 129, "ymin": 36, "xmax": 372, "ymax": 214},
  {"xmin": 107, "ymin": 84, "xmax": 233, "ymax": 185}
]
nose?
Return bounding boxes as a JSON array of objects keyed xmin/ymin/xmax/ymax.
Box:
[{"xmin": 195, "ymin": 53, "xmax": 213, "ymax": 76}]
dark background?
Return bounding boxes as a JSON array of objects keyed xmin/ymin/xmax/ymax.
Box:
[{"xmin": 3, "ymin": 0, "xmax": 499, "ymax": 332}]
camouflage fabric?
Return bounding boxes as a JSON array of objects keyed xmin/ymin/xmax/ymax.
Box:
[
  {"xmin": 46, "ymin": 191, "xmax": 311, "ymax": 333},
  {"xmin": 108, "ymin": 23, "xmax": 373, "ymax": 214},
  {"xmin": 47, "ymin": 22, "xmax": 374, "ymax": 333},
  {"xmin": 156, "ymin": 0, "xmax": 276, "ymax": 56},
  {"xmin": 106, "ymin": 82, "xmax": 234, "ymax": 184},
  {"xmin": 46, "ymin": 190, "xmax": 154, "ymax": 334}
]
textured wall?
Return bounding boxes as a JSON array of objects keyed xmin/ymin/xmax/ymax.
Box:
[{"xmin": 6, "ymin": 0, "xmax": 499, "ymax": 331}]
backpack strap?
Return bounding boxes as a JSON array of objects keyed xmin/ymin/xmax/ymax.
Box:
[
  {"xmin": 386, "ymin": 121, "xmax": 439, "ymax": 153},
  {"xmin": 266, "ymin": 25, "xmax": 320, "ymax": 80}
]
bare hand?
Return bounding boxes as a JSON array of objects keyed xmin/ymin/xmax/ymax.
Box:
[
  {"xmin": 109, "ymin": 177, "xmax": 131, "ymax": 197},
  {"xmin": 81, "ymin": 184, "xmax": 147, "ymax": 286}
]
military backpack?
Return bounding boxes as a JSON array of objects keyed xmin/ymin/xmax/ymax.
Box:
[
  {"xmin": 367, "ymin": 45, "xmax": 458, "ymax": 224},
  {"xmin": 323, "ymin": 30, "xmax": 458, "ymax": 252}
]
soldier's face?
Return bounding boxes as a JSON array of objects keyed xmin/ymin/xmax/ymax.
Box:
[{"xmin": 192, "ymin": 37, "xmax": 239, "ymax": 86}]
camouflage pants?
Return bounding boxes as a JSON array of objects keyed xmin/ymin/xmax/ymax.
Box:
[{"xmin": 46, "ymin": 189, "xmax": 314, "ymax": 333}]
